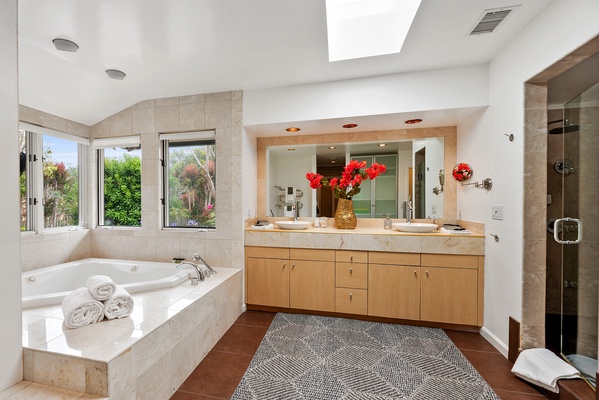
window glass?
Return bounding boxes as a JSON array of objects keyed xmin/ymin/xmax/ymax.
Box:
[
  {"xmin": 100, "ymin": 147, "xmax": 142, "ymax": 226},
  {"xmin": 43, "ymin": 136, "xmax": 79, "ymax": 228},
  {"xmin": 164, "ymin": 140, "xmax": 216, "ymax": 228},
  {"xmin": 19, "ymin": 129, "xmax": 28, "ymax": 231}
]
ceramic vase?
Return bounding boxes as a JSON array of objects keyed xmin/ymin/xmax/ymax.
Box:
[{"xmin": 334, "ymin": 198, "xmax": 357, "ymax": 229}]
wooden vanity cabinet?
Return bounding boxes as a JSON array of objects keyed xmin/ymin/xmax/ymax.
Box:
[
  {"xmin": 368, "ymin": 252, "xmax": 421, "ymax": 320},
  {"xmin": 289, "ymin": 249, "xmax": 335, "ymax": 312},
  {"xmin": 245, "ymin": 246, "xmax": 484, "ymax": 328},
  {"xmin": 245, "ymin": 247, "xmax": 290, "ymax": 308},
  {"xmin": 420, "ymin": 254, "xmax": 480, "ymax": 326},
  {"xmin": 335, "ymin": 250, "xmax": 368, "ymax": 315},
  {"xmin": 245, "ymin": 246, "xmax": 335, "ymax": 311}
]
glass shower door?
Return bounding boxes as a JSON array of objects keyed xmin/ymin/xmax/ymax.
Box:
[{"xmin": 557, "ymin": 81, "xmax": 599, "ymax": 389}]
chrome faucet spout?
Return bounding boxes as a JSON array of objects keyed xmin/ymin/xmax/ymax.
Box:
[
  {"xmin": 192, "ymin": 253, "xmax": 216, "ymax": 275},
  {"xmin": 177, "ymin": 261, "xmax": 205, "ymax": 283},
  {"xmin": 406, "ymin": 200, "xmax": 413, "ymax": 223}
]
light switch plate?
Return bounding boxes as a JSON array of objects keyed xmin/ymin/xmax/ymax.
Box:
[{"xmin": 492, "ymin": 205, "xmax": 504, "ymax": 220}]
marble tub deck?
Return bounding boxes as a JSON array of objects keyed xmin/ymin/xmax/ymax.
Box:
[{"xmin": 19, "ymin": 267, "xmax": 243, "ymax": 400}]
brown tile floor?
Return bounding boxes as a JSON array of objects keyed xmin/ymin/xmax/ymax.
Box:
[{"xmin": 172, "ymin": 311, "xmax": 549, "ymax": 400}]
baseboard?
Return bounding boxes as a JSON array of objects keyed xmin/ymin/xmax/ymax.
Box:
[{"xmin": 480, "ymin": 326, "xmax": 508, "ymax": 357}]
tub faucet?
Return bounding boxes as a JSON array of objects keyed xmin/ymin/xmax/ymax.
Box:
[
  {"xmin": 177, "ymin": 261, "xmax": 205, "ymax": 284},
  {"xmin": 192, "ymin": 253, "xmax": 216, "ymax": 275}
]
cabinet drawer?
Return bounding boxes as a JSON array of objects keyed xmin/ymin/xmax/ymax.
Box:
[
  {"xmin": 290, "ymin": 248, "xmax": 335, "ymax": 262},
  {"xmin": 421, "ymin": 254, "xmax": 479, "ymax": 269},
  {"xmin": 336, "ymin": 250, "xmax": 368, "ymax": 263},
  {"xmin": 368, "ymin": 251, "xmax": 420, "ymax": 266},
  {"xmin": 245, "ymin": 246, "xmax": 289, "ymax": 259},
  {"xmin": 335, "ymin": 288, "xmax": 367, "ymax": 315},
  {"xmin": 336, "ymin": 262, "xmax": 367, "ymax": 289}
]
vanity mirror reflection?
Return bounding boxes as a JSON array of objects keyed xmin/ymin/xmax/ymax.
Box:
[{"xmin": 257, "ymin": 127, "xmax": 457, "ymax": 221}]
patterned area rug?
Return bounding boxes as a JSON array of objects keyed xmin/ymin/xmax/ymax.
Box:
[{"xmin": 232, "ymin": 313, "xmax": 500, "ymax": 400}]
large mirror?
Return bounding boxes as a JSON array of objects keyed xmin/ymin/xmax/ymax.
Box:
[{"xmin": 266, "ymin": 137, "xmax": 445, "ymax": 219}]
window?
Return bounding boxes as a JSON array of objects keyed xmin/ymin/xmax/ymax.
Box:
[
  {"xmin": 19, "ymin": 123, "xmax": 88, "ymax": 231},
  {"xmin": 161, "ymin": 131, "xmax": 216, "ymax": 229},
  {"xmin": 95, "ymin": 136, "xmax": 142, "ymax": 227}
]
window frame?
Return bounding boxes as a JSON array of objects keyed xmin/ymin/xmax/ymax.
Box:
[
  {"xmin": 93, "ymin": 135, "xmax": 142, "ymax": 228},
  {"xmin": 19, "ymin": 122, "xmax": 89, "ymax": 233},
  {"xmin": 160, "ymin": 130, "xmax": 216, "ymax": 230}
]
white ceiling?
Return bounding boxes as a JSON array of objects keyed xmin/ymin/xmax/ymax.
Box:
[{"xmin": 18, "ymin": 0, "xmax": 555, "ymax": 128}]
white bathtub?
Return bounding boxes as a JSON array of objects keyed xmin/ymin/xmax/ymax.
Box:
[{"xmin": 22, "ymin": 258, "xmax": 193, "ymax": 308}]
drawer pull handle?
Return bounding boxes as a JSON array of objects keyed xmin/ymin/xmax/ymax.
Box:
[
  {"xmin": 414, "ymin": 270, "xmax": 417, "ymax": 276},
  {"xmin": 425, "ymin": 270, "xmax": 429, "ymax": 276},
  {"xmin": 349, "ymin": 267, "xmax": 353, "ymax": 273},
  {"xmin": 349, "ymin": 293, "xmax": 353, "ymax": 300},
  {"xmin": 350, "ymin": 256, "xmax": 353, "ymax": 262},
  {"xmin": 283, "ymin": 263, "xmax": 286, "ymax": 268},
  {"xmin": 292, "ymin": 263, "xmax": 295, "ymax": 269}
]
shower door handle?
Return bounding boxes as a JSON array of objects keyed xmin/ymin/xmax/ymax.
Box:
[{"xmin": 553, "ymin": 217, "xmax": 583, "ymax": 245}]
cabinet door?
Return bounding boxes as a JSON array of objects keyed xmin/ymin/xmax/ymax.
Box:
[
  {"xmin": 420, "ymin": 267, "xmax": 478, "ymax": 325},
  {"xmin": 246, "ymin": 258, "xmax": 289, "ymax": 308},
  {"xmin": 290, "ymin": 260, "xmax": 335, "ymax": 312},
  {"xmin": 368, "ymin": 264, "xmax": 420, "ymax": 320}
]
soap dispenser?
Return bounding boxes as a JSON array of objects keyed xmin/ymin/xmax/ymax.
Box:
[{"xmin": 384, "ymin": 214, "xmax": 392, "ymax": 230}]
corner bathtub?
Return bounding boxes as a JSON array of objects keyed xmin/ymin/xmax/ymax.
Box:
[{"xmin": 22, "ymin": 258, "xmax": 193, "ymax": 308}]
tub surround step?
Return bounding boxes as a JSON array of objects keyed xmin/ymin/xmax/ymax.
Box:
[{"xmin": 22, "ymin": 267, "xmax": 243, "ymax": 399}]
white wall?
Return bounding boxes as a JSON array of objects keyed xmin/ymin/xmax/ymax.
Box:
[
  {"xmin": 459, "ymin": 0, "xmax": 599, "ymax": 352},
  {"xmin": 0, "ymin": 0, "xmax": 23, "ymax": 390},
  {"xmin": 244, "ymin": 64, "xmax": 489, "ymax": 125}
]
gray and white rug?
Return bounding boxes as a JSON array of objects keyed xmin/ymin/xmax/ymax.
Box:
[{"xmin": 232, "ymin": 313, "xmax": 500, "ymax": 399}]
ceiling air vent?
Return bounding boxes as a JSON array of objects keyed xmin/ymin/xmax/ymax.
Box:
[{"xmin": 470, "ymin": 6, "xmax": 518, "ymax": 35}]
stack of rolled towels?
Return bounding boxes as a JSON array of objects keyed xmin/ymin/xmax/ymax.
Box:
[{"xmin": 62, "ymin": 275, "xmax": 134, "ymax": 329}]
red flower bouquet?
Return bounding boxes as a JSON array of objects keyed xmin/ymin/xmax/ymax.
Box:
[{"xmin": 306, "ymin": 160, "xmax": 387, "ymax": 200}]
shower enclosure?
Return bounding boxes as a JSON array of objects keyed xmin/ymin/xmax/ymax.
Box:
[{"xmin": 548, "ymin": 81, "xmax": 599, "ymax": 389}]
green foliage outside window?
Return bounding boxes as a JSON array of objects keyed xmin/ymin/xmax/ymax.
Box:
[
  {"xmin": 43, "ymin": 152, "xmax": 79, "ymax": 228},
  {"xmin": 103, "ymin": 153, "xmax": 142, "ymax": 226},
  {"xmin": 167, "ymin": 142, "xmax": 216, "ymax": 228}
]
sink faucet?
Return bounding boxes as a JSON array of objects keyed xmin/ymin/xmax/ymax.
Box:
[
  {"xmin": 192, "ymin": 253, "xmax": 216, "ymax": 275},
  {"xmin": 294, "ymin": 201, "xmax": 300, "ymax": 221},
  {"xmin": 406, "ymin": 200, "xmax": 413, "ymax": 223},
  {"xmin": 176, "ymin": 261, "xmax": 205, "ymax": 284}
]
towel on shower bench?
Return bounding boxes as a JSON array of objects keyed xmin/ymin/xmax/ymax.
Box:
[
  {"xmin": 62, "ymin": 287, "xmax": 105, "ymax": 329},
  {"xmin": 86, "ymin": 274, "xmax": 117, "ymax": 301},
  {"xmin": 104, "ymin": 285, "xmax": 134, "ymax": 320},
  {"xmin": 512, "ymin": 348, "xmax": 581, "ymax": 392}
]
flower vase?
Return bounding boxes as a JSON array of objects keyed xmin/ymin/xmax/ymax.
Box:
[{"xmin": 335, "ymin": 198, "xmax": 357, "ymax": 229}]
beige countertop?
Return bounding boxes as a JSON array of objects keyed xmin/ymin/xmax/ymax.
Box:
[{"xmin": 244, "ymin": 220, "xmax": 485, "ymax": 256}]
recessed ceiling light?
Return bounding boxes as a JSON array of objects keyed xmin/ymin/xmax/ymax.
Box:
[
  {"xmin": 342, "ymin": 123, "xmax": 358, "ymax": 129},
  {"xmin": 286, "ymin": 127, "xmax": 300, "ymax": 132},
  {"xmin": 378, "ymin": 143, "xmax": 387, "ymax": 147},
  {"xmin": 331, "ymin": 160, "xmax": 336, "ymax": 164},
  {"xmin": 106, "ymin": 69, "xmax": 126, "ymax": 80},
  {"xmin": 405, "ymin": 118, "xmax": 422, "ymax": 124},
  {"xmin": 52, "ymin": 38, "xmax": 79, "ymax": 52},
  {"xmin": 328, "ymin": 146, "xmax": 336, "ymax": 149}
]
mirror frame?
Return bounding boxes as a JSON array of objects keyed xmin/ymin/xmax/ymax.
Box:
[{"xmin": 256, "ymin": 126, "xmax": 457, "ymax": 221}]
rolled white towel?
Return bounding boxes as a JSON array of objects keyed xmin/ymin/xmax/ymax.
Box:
[
  {"xmin": 104, "ymin": 285, "xmax": 134, "ymax": 320},
  {"xmin": 86, "ymin": 274, "xmax": 117, "ymax": 301},
  {"xmin": 62, "ymin": 287, "xmax": 105, "ymax": 329}
]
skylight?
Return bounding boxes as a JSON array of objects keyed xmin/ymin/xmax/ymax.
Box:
[{"xmin": 325, "ymin": 0, "xmax": 422, "ymax": 62}]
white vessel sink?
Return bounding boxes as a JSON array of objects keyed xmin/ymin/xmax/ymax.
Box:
[
  {"xmin": 275, "ymin": 221, "xmax": 311, "ymax": 230},
  {"xmin": 393, "ymin": 222, "xmax": 438, "ymax": 233}
]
